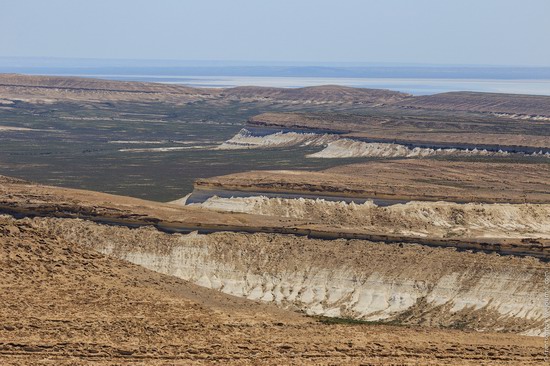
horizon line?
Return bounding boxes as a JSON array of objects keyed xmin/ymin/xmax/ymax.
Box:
[{"xmin": 1, "ymin": 56, "xmax": 550, "ymax": 69}]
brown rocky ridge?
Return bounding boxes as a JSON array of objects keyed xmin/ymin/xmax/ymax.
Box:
[
  {"xmin": 1, "ymin": 214, "xmax": 545, "ymax": 365},
  {"xmin": 1, "ymin": 175, "xmax": 549, "ymax": 259},
  {"xmin": 396, "ymin": 91, "xmax": 550, "ymax": 117},
  {"xmin": 0, "ymin": 74, "xmax": 408, "ymax": 106},
  {"xmin": 247, "ymin": 111, "xmax": 550, "ymax": 150},
  {"xmin": 195, "ymin": 160, "xmax": 550, "ymax": 204}
]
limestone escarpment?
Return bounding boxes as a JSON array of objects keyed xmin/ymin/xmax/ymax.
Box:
[
  {"xmin": 3, "ymin": 212, "xmax": 544, "ymax": 365},
  {"xmin": 33, "ymin": 217, "xmax": 548, "ymax": 336},
  {"xmin": 193, "ymin": 196, "xmax": 550, "ymax": 240},
  {"xmin": 193, "ymin": 160, "xmax": 550, "ymax": 204},
  {"xmin": 247, "ymin": 111, "xmax": 550, "ymax": 150}
]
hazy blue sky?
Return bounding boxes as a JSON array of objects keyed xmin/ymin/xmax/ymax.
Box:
[{"xmin": 2, "ymin": 0, "xmax": 549, "ymax": 66}]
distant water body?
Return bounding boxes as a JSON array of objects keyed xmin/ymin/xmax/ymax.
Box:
[{"xmin": 18, "ymin": 72, "xmax": 550, "ymax": 96}]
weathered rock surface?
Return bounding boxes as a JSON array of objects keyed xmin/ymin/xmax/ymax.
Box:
[
  {"xmin": 33, "ymin": 216, "xmax": 549, "ymax": 337},
  {"xmin": 3, "ymin": 215, "xmax": 544, "ymax": 365},
  {"xmin": 195, "ymin": 196, "xmax": 550, "ymax": 240},
  {"xmin": 195, "ymin": 160, "xmax": 550, "ymax": 204},
  {"xmin": 247, "ymin": 111, "xmax": 550, "ymax": 150}
]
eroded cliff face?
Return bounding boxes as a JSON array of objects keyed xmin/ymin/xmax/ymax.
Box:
[
  {"xmin": 217, "ymin": 128, "xmax": 550, "ymax": 158},
  {"xmin": 306, "ymin": 139, "xmax": 517, "ymax": 158},
  {"xmin": 194, "ymin": 196, "xmax": 550, "ymax": 240},
  {"xmin": 216, "ymin": 128, "xmax": 339, "ymax": 150},
  {"xmin": 31, "ymin": 216, "xmax": 548, "ymax": 336}
]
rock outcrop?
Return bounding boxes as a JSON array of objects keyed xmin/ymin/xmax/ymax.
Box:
[{"xmin": 33, "ymin": 217, "xmax": 549, "ymax": 336}]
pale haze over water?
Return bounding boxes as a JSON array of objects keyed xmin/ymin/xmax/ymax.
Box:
[{"xmin": 34, "ymin": 73, "xmax": 550, "ymax": 96}]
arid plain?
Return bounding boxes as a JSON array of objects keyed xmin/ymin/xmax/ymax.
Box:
[{"xmin": 1, "ymin": 74, "xmax": 549, "ymax": 364}]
